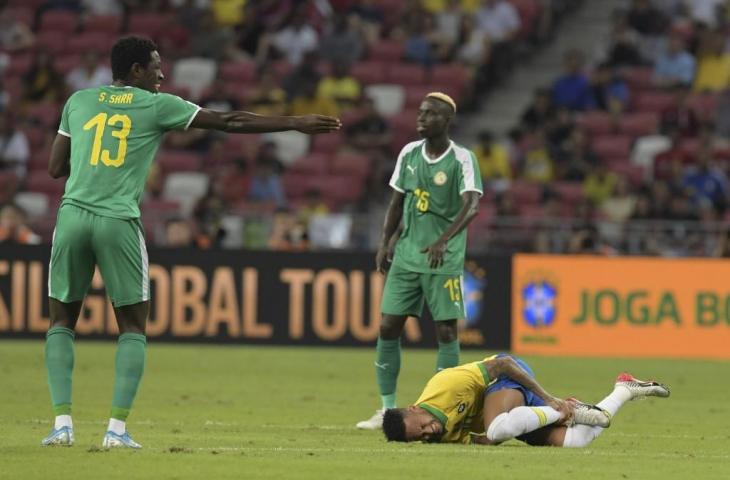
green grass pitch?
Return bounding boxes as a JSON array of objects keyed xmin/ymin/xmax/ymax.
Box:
[{"xmin": 1, "ymin": 340, "xmax": 728, "ymax": 479}]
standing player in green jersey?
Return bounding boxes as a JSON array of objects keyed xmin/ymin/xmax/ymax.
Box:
[
  {"xmin": 357, "ymin": 92, "xmax": 482, "ymax": 430},
  {"xmin": 41, "ymin": 36, "xmax": 340, "ymax": 449}
]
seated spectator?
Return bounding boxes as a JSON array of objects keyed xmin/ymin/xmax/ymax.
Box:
[
  {"xmin": 682, "ymin": 149, "xmax": 730, "ymax": 211},
  {"xmin": 404, "ymin": 16, "xmax": 436, "ymax": 65},
  {"xmin": 653, "ymin": 33, "xmax": 696, "ymax": 89},
  {"xmin": 248, "ymin": 67, "xmax": 287, "ymax": 116},
  {"xmin": 263, "ymin": 7, "xmax": 319, "ymax": 66},
  {"xmin": 693, "ymin": 31, "xmax": 730, "ymax": 92},
  {"xmin": 0, "ymin": 8, "xmax": 34, "ymax": 52},
  {"xmin": 456, "ymin": 14, "xmax": 490, "ymax": 70},
  {"xmin": 546, "ymin": 107, "xmax": 578, "ymax": 147},
  {"xmin": 521, "ymin": 88, "xmax": 556, "ymax": 130},
  {"xmin": 715, "ymin": 89, "xmax": 730, "ymax": 137},
  {"xmin": 0, "ymin": 112, "xmax": 30, "ymax": 178},
  {"xmin": 248, "ymin": 157, "xmax": 287, "ymax": 208},
  {"xmin": 494, "ymin": 191, "xmax": 518, "ymax": 217},
  {"xmin": 552, "ymin": 50, "xmax": 595, "ymax": 111},
  {"xmin": 475, "ymin": 0, "xmax": 521, "ymax": 44},
  {"xmin": 319, "ymin": 14, "xmax": 364, "ymax": 66},
  {"xmin": 522, "ymin": 129, "xmax": 555, "ymax": 184},
  {"xmin": 298, "ymin": 188, "xmax": 330, "ymax": 222},
  {"xmin": 220, "ymin": 156, "xmax": 251, "ymax": 203},
  {"xmin": 144, "ymin": 162, "xmax": 164, "ymax": 201},
  {"xmin": 268, "ymin": 210, "xmax": 309, "ymax": 251},
  {"xmin": 685, "ymin": 0, "xmax": 724, "ymax": 28},
  {"xmin": 435, "ymin": 0, "xmax": 465, "ymax": 52},
  {"xmin": 348, "ymin": 0, "xmax": 384, "ymax": 44},
  {"xmin": 473, "ymin": 130, "xmax": 511, "ymax": 190},
  {"xmin": 282, "ymin": 51, "xmax": 322, "ymax": 101},
  {"xmin": 584, "ymin": 164, "xmax": 619, "ymax": 205},
  {"xmin": 345, "ymin": 97, "xmax": 392, "ymax": 152},
  {"xmin": 602, "ymin": 12, "xmax": 644, "ymax": 68},
  {"xmin": 82, "ymin": 0, "xmax": 124, "ymax": 16},
  {"xmin": 289, "ymin": 80, "xmax": 339, "ymax": 118},
  {"xmin": 164, "ymin": 218, "xmax": 209, "ymax": 248},
  {"xmin": 190, "ymin": 10, "xmax": 244, "ymax": 61},
  {"xmin": 317, "ymin": 62, "xmax": 361, "ymax": 111},
  {"xmin": 0, "ymin": 204, "xmax": 40, "ymax": 245},
  {"xmin": 0, "ymin": 78, "xmax": 9, "ymax": 112},
  {"xmin": 660, "ymin": 87, "xmax": 700, "ymax": 137},
  {"xmin": 590, "ymin": 63, "xmax": 630, "ymax": 113},
  {"xmin": 22, "ymin": 51, "xmax": 65, "ymax": 104},
  {"xmin": 199, "ymin": 78, "xmax": 240, "ymax": 112},
  {"xmin": 556, "ymin": 128, "xmax": 599, "ymax": 181},
  {"xmin": 601, "ymin": 177, "xmax": 637, "ymax": 223},
  {"xmin": 627, "ymin": 0, "xmax": 668, "ymax": 35},
  {"xmin": 193, "ymin": 181, "xmax": 227, "ymax": 248},
  {"xmin": 66, "ymin": 51, "xmax": 113, "ymax": 92}
]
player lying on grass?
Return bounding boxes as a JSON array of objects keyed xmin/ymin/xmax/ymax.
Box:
[{"xmin": 382, "ymin": 354, "xmax": 670, "ymax": 446}]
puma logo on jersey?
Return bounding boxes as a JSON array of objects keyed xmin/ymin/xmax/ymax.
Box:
[
  {"xmin": 406, "ymin": 165, "xmax": 416, "ymax": 174},
  {"xmin": 374, "ymin": 362, "xmax": 389, "ymax": 370}
]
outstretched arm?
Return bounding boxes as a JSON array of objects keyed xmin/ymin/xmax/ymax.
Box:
[
  {"xmin": 482, "ymin": 356, "xmax": 568, "ymax": 414},
  {"xmin": 48, "ymin": 134, "xmax": 71, "ymax": 179},
  {"xmin": 421, "ymin": 191, "xmax": 480, "ymax": 268},
  {"xmin": 189, "ymin": 109, "xmax": 341, "ymax": 134},
  {"xmin": 376, "ymin": 190, "xmax": 405, "ymax": 273}
]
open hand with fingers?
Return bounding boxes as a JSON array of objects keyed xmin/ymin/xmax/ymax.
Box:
[
  {"xmin": 421, "ymin": 238, "xmax": 448, "ymax": 269},
  {"xmin": 294, "ymin": 115, "xmax": 341, "ymax": 134}
]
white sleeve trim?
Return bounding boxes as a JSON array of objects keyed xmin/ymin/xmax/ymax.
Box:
[
  {"xmin": 57, "ymin": 129, "xmax": 71, "ymax": 138},
  {"xmin": 183, "ymin": 105, "xmax": 202, "ymax": 131},
  {"xmin": 389, "ymin": 141, "xmax": 421, "ymax": 192},
  {"xmin": 454, "ymin": 145, "xmax": 482, "ymax": 197}
]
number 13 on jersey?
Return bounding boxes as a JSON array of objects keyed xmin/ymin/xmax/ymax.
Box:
[{"xmin": 83, "ymin": 112, "xmax": 132, "ymax": 167}]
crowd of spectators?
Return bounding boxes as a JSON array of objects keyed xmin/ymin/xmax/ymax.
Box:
[
  {"xmin": 475, "ymin": 0, "xmax": 730, "ymax": 257},
  {"xmin": 0, "ymin": 0, "xmax": 581, "ymax": 250}
]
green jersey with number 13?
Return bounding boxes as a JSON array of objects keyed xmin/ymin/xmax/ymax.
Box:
[
  {"xmin": 389, "ymin": 140, "xmax": 483, "ymax": 275},
  {"xmin": 57, "ymin": 85, "xmax": 200, "ymax": 219}
]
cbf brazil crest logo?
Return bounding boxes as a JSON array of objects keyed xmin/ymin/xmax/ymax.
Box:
[{"xmin": 522, "ymin": 281, "xmax": 557, "ymax": 328}]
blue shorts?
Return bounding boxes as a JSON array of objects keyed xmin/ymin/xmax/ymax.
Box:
[{"xmin": 485, "ymin": 354, "xmax": 546, "ymax": 407}]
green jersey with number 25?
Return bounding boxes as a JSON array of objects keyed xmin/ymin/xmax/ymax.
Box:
[
  {"xmin": 389, "ymin": 140, "xmax": 483, "ymax": 275},
  {"xmin": 57, "ymin": 86, "xmax": 200, "ymax": 219}
]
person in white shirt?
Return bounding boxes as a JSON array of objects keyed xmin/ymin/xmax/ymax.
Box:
[
  {"xmin": 66, "ymin": 52, "xmax": 113, "ymax": 92},
  {"xmin": 0, "ymin": 112, "xmax": 29, "ymax": 179},
  {"xmin": 475, "ymin": 0, "xmax": 521, "ymax": 42},
  {"xmin": 265, "ymin": 8, "xmax": 319, "ymax": 66}
]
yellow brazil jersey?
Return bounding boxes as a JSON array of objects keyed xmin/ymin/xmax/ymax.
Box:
[{"xmin": 415, "ymin": 356, "xmax": 496, "ymax": 444}]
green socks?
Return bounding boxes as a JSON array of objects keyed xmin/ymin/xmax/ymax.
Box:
[
  {"xmin": 436, "ymin": 339, "xmax": 460, "ymax": 372},
  {"xmin": 45, "ymin": 326, "xmax": 75, "ymax": 416},
  {"xmin": 375, "ymin": 337, "xmax": 401, "ymax": 409},
  {"xmin": 110, "ymin": 333, "xmax": 147, "ymax": 421}
]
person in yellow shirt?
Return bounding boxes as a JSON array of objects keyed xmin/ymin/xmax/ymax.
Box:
[
  {"xmin": 289, "ymin": 80, "xmax": 340, "ymax": 118},
  {"xmin": 522, "ymin": 129, "xmax": 554, "ymax": 183},
  {"xmin": 584, "ymin": 164, "xmax": 618, "ymax": 205},
  {"xmin": 693, "ymin": 31, "xmax": 730, "ymax": 92},
  {"xmin": 473, "ymin": 130, "xmax": 511, "ymax": 184},
  {"xmin": 382, "ymin": 354, "xmax": 669, "ymax": 447},
  {"xmin": 317, "ymin": 62, "xmax": 362, "ymax": 110}
]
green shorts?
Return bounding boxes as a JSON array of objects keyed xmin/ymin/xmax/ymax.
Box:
[
  {"xmin": 49, "ymin": 203, "xmax": 149, "ymax": 307},
  {"xmin": 380, "ymin": 263, "xmax": 466, "ymax": 321}
]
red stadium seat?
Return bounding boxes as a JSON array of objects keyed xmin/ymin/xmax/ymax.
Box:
[
  {"xmin": 28, "ymin": 148, "xmax": 51, "ymax": 172},
  {"xmin": 331, "ymin": 153, "xmax": 371, "ymax": 178},
  {"xmin": 633, "ymin": 92, "xmax": 675, "ymax": 113},
  {"xmin": 68, "ymin": 33, "xmax": 116, "ymax": 55},
  {"xmin": 0, "ymin": 171, "xmax": 19, "ymax": 202},
  {"xmin": 578, "ymin": 111, "xmax": 615, "ymax": 135},
  {"xmin": 282, "ymin": 172, "xmax": 322, "ymax": 198},
  {"xmin": 141, "ymin": 199, "xmax": 181, "ymax": 216},
  {"xmin": 429, "ymin": 64, "xmax": 468, "ymax": 91},
  {"xmin": 312, "ymin": 133, "xmax": 344, "ymax": 154},
  {"xmin": 55, "ymin": 54, "xmax": 82, "ymax": 75},
  {"xmin": 39, "ymin": 10, "xmax": 79, "ymax": 33},
  {"xmin": 5, "ymin": 7, "xmax": 34, "ymax": 27},
  {"xmin": 288, "ymin": 153, "xmax": 331, "ymax": 175},
  {"xmin": 5, "ymin": 53, "xmax": 33, "ymax": 77},
  {"xmin": 687, "ymin": 93, "xmax": 719, "ymax": 121},
  {"xmin": 552, "ymin": 182, "xmax": 585, "ymax": 203},
  {"xmin": 368, "ymin": 40, "xmax": 404, "ymax": 62},
  {"xmin": 351, "ymin": 61, "xmax": 388, "ymax": 85},
  {"xmin": 509, "ymin": 0, "xmax": 541, "ymax": 40},
  {"xmin": 127, "ymin": 13, "xmax": 172, "ymax": 38},
  {"xmin": 83, "ymin": 15, "xmax": 122, "ymax": 34},
  {"xmin": 322, "ymin": 174, "xmax": 365, "ymax": 203},
  {"xmin": 509, "ymin": 181, "xmax": 542, "ymax": 204},
  {"xmin": 22, "ymin": 126, "xmax": 50, "ymax": 149},
  {"xmin": 35, "ymin": 31, "xmax": 68, "ymax": 55},
  {"xmin": 219, "ymin": 61, "xmax": 257, "ymax": 84},
  {"xmin": 387, "ymin": 64, "xmax": 426, "ymax": 86},
  {"xmin": 24, "ymin": 103, "xmax": 61, "ymax": 127},
  {"xmin": 623, "ymin": 67, "xmax": 654, "ymax": 91},
  {"xmin": 607, "ymin": 160, "xmax": 645, "ymax": 185},
  {"xmin": 26, "ymin": 171, "xmax": 66, "ymax": 196},
  {"xmin": 157, "ymin": 151, "xmax": 202, "ymax": 172},
  {"xmin": 592, "ymin": 135, "xmax": 632, "ymax": 161},
  {"xmin": 405, "ymin": 86, "xmax": 434, "ymax": 108},
  {"xmin": 620, "ymin": 112, "xmax": 660, "ymax": 137}
]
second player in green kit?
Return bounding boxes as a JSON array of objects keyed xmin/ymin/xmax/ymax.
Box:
[
  {"xmin": 42, "ymin": 36, "xmax": 340, "ymax": 449},
  {"xmin": 357, "ymin": 93, "xmax": 482, "ymax": 430}
]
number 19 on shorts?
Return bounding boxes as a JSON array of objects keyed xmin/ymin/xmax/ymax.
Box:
[{"xmin": 443, "ymin": 277, "xmax": 462, "ymax": 302}]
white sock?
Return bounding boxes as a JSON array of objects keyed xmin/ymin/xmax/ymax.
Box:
[
  {"xmin": 54, "ymin": 415, "xmax": 73, "ymax": 429},
  {"xmin": 486, "ymin": 406, "xmax": 562, "ymax": 442},
  {"xmin": 107, "ymin": 418, "xmax": 126, "ymax": 435},
  {"xmin": 563, "ymin": 386, "xmax": 632, "ymax": 448}
]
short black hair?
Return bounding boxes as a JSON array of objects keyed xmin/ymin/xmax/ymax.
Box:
[
  {"xmin": 111, "ymin": 36, "xmax": 158, "ymax": 81},
  {"xmin": 382, "ymin": 408, "xmax": 407, "ymax": 442}
]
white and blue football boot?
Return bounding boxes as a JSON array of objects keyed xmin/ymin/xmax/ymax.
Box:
[
  {"xmin": 41, "ymin": 426, "xmax": 74, "ymax": 446},
  {"xmin": 102, "ymin": 431, "xmax": 142, "ymax": 449}
]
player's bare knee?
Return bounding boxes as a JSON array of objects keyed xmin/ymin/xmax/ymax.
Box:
[
  {"xmin": 379, "ymin": 315, "xmax": 406, "ymax": 339},
  {"xmin": 435, "ymin": 321, "xmax": 458, "ymax": 343}
]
